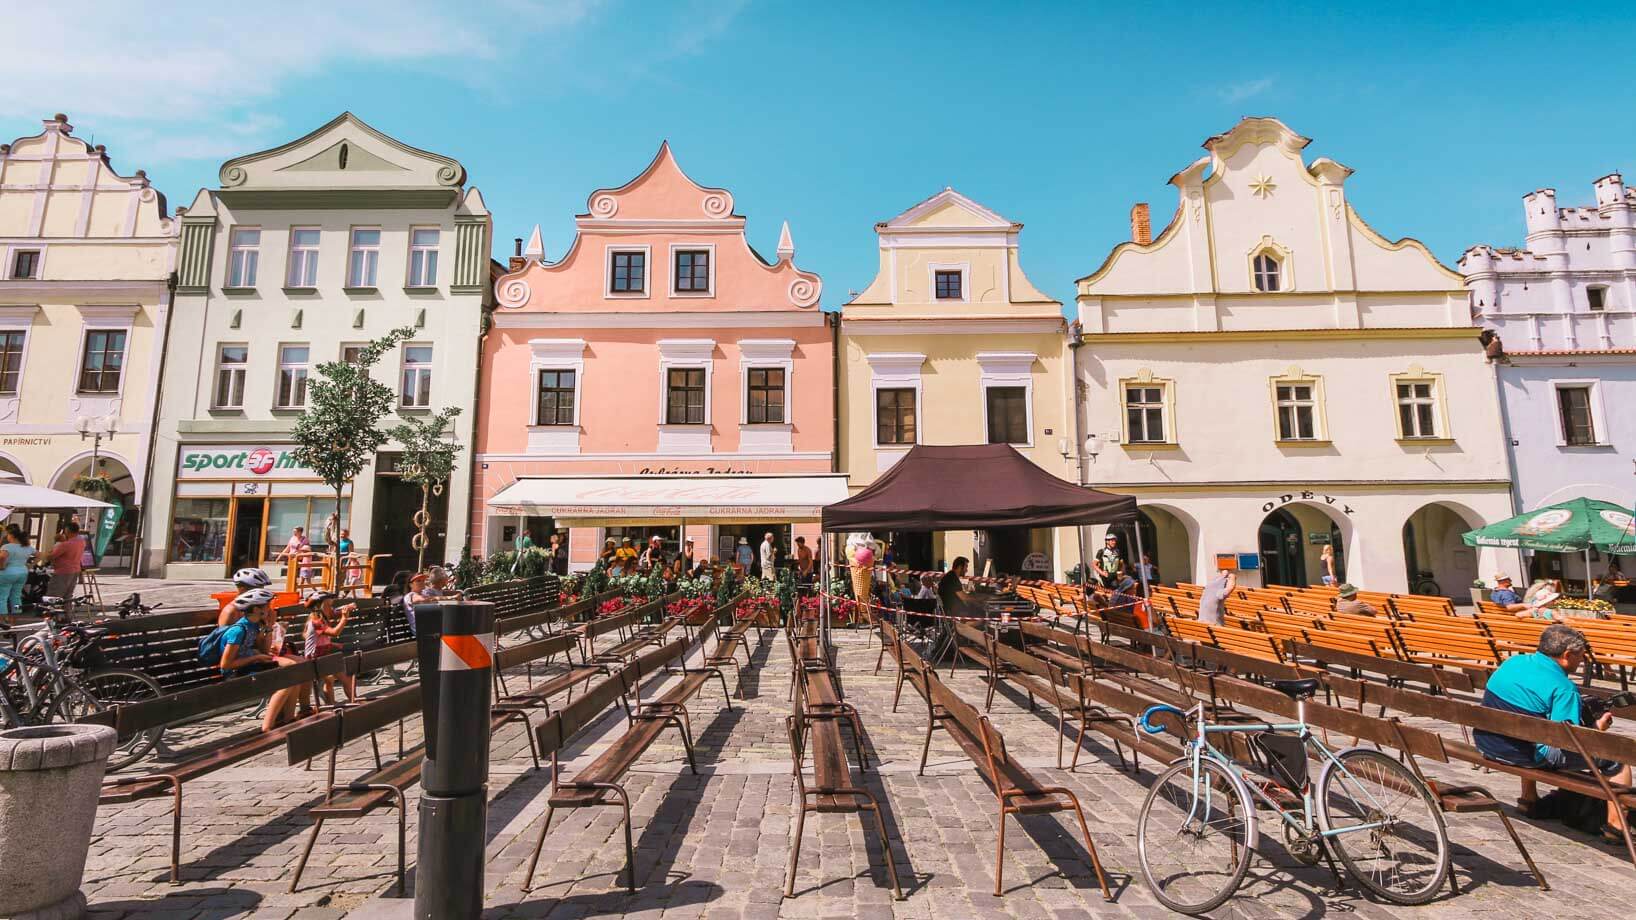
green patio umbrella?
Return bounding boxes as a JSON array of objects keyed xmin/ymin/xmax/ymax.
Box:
[{"xmin": 1462, "ymin": 498, "xmax": 1636, "ymax": 598}]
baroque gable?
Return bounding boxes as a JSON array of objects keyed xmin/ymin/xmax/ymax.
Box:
[{"xmin": 217, "ymin": 112, "xmax": 466, "ymax": 192}]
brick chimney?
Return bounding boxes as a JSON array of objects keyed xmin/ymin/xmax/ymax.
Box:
[{"xmin": 1129, "ymin": 203, "xmax": 1152, "ymax": 245}]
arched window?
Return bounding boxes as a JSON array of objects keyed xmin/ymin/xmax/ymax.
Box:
[{"xmin": 1252, "ymin": 251, "xmax": 1281, "ymax": 292}]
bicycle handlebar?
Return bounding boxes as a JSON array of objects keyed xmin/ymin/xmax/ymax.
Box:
[{"xmin": 1139, "ymin": 704, "xmax": 1186, "ymax": 735}]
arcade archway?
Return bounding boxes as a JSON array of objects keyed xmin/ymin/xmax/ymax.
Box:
[
  {"xmin": 50, "ymin": 452, "xmax": 139, "ymax": 567},
  {"xmin": 1107, "ymin": 505, "xmax": 1195, "ymax": 586},
  {"xmin": 1401, "ymin": 501, "xmax": 1481, "ymax": 600},
  {"xmin": 1258, "ymin": 503, "xmax": 1348, "ymax": 588}
]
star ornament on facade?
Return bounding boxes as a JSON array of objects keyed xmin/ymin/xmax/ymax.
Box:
[{"xmin": 1249, "ymin": 174, "xmax": 1277, "ymax": 199}]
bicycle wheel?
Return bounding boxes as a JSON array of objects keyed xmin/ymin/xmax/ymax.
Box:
[
  {"xmin": 1137, "ymin": 757, "xmax": 1257, "ymax": 914},
  {"xmin": 76, "ymin": 668, "xmax": 165, "ymax": 770},
  {"xmin": 1316, "ymin": 747, "xmax": 1449, "ymax": 904}
]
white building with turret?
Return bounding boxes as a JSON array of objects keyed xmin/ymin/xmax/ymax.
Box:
[{"xmin": 1460, "ymin": 174, "xmax": 1636, "ymax": 585}]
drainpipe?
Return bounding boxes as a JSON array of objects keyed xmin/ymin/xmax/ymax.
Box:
[
  {"xmin": 1487, "ymin": 350, "xmax": 1527, "ymax": 578},
  {"xmin": 133, "ymin": 271, "xmax": 178, "ymax": 578},
  {"xmin": 829, "ymin": 310, "xmax": 840, "ymax": 475}
]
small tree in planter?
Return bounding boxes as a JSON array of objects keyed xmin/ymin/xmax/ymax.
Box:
[
  {"xmin": 387, "ymin": 406, "xmax": 461, "ymax": 572},
  {"xmin": 291, "ymin": 327, "xmax": 414, "ymax": 589}
]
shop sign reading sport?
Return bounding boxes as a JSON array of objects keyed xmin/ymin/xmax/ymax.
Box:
[{"xmin": 178, "ymin": 445, "xmax": 317, "ymax": 480}]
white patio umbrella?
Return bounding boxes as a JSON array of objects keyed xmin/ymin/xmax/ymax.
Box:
[{"xmin": 0, "ymin": 481, "xmax": 113, "ymax": 511}]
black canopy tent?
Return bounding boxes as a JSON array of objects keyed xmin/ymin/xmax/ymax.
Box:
[{"xmin": 817, "ymin": 444, "xmax": 1141, "ymax": 636}]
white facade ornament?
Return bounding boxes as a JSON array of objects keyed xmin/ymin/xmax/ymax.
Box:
[
  {"xmin": 589, "ymin": 193, "xmax": 618, "ymax": 218},
  {"xmin": 788, "ymin": 276, "xmax": 820, "ymax": 308},
  {"xmin": 523, "ymin": 224, "xmax": 544, "ymax": 260},
  {"xmin": 776, "ymin": 220, "xmax": 795, "ymax": 262},
  {"xmin": 701, "ymin": 191, "xmax": 733, "ymax": 219},
  {"xmin": 497, "ymin": 277, "xmax": 532, "ymax": 309}
]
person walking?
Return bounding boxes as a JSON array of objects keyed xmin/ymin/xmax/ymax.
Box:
[
  {"xmin": 0, "ymin": 525, "xmax": 36, "ymax": 617},
  {"xmin": 795, "ymin": 536, "xmax": 814, "ymax": 585},
  {"xmin": 1093, "ymin": 534, "xmax": 1125, "ymax": 588},
  {"xmin": 547, "ymin": 533, "xmax": 568, "ymax": 575},
  {"xmin": 735, "ymin": 537, "xmax": 754, "ymax": 572},
  {"xmin": 1319, "ymin": 544, "xmax": 1337, "ymax": 587}
]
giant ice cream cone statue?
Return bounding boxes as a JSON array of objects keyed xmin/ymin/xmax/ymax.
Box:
[{"xmin": 850, "ymin": 542, "xmax": 875, "ymax": 605}]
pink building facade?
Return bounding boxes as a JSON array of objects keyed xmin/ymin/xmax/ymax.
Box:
[{"xmin": 475, "ymin": 144, "xmax": 834, "ymax": 569}]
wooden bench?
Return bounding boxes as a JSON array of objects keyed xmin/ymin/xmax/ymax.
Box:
[
  {"xmin": 93, "ymin": 653, "xmax": 352, "ymax": 881},
  {"xmin": 1388, "ymin": 594, "xmax": 1457, "ymax": 620},
  {"xmin": 784, "ymin": 630, "xmax": 901, "ymax": 900},
  {"xmin": 906, "ymin": 652, "xmax": 1112, "ymax": 899},
  {"xmin": 283, "ymin": 686, "xmax": 422, "ymax": 893},
  {"xmin": 1333, "ymin": 673, "xmax": 1633, "ymax": 877},
  {"xmin": 524, "ymin": 610, "xmax": 732, "ymax": 893},
  {"xmin": 1393, "ymin": 622, "xmax": 1502, "ymax": 672},
  {"xmin": 1282, "ymin": 639, "xmax": 1476, "ymax": 696}
]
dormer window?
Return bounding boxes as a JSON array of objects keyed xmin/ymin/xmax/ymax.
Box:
[{"xmin": 1252, "ymin": 251, "xmax": 1282, "ymax": 292}]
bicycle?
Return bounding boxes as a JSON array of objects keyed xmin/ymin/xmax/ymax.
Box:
[
  {"xmin": 7, "ymin": 594, "xmax": 167, "ymax": 770},
  {"xmin": 1135, "ymin": 678, "xmax": 1450, "ymax": 914}
]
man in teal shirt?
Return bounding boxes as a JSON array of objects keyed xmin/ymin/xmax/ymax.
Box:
[{"xmin": 1475, "ymin": 624, "xmax": 1631, "ymax": 835}]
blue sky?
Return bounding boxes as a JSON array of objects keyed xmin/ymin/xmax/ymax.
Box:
[{"xmin": 5, "ymin": 1, "xmax": 1632, "ymax": 311}]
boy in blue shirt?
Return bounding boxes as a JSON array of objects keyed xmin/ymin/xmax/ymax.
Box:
[{"xmin": 1475, "ymin": 624, "xmax": 1631, "ymax": 836}]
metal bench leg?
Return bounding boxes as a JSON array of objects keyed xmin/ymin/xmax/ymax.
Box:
[
  {"xmin": 1493, "ymin": 808, "xmax": 1548, "ymax": 890},
  {"xmin": 289, "ymin": 817, "xmax": 326, "ymax": 892},
  {"xmin": 785, "ymin": 798, "xmax": 807, "ymax": 898},
  {"xmin": 522, "ymin": 806, "xmax": 555, "ymax": 892},
  {"xmin": 869, "ymin": 801, "xmax": 904, "ymax": 899},
  {"xmin": 1064, "ymin": 792, "xmax": 1114, "ymax": 902},
  {"xmin": 166, "ymin": 775, "xmax": 183, "ymax": 884},
  {"xmin": 993, "ymin": 804, "xmax": 1007, "ymax": 896}
]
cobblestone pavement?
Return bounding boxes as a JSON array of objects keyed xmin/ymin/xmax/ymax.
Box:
[{"xmin": 79, "ymin": 625, "xmax": 1636, "ymax": 919}]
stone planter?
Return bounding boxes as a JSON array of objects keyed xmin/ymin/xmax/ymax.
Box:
[
  {"xmin": 0, "ymin": 723, "xmax": 117, "ymax": 920},
  {"xmin": 1470, "ymin": 587, "xmax": 1491, "ymax": 607}
]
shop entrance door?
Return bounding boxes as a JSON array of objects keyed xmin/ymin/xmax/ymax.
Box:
[
  {"xmin": 1258, "ymin": 508, "xmax": 1305, "ymax": 587},
  {"xmin": 229, "ymin": 497, "xmax": 266, "ymax": 574},
  {"xmin": 371, "ymin": 473, "xmax": 448, "ymax": 579}
]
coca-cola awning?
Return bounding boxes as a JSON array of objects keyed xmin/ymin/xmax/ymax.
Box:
[{"xmin": 486, "ymin": 474, "xmax": 851, "ymax": 525}]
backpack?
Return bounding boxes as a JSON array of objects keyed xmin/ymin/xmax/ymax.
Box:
[{"xmin": 198, "ymin": 623, "xmax": 233, "ymax": 664}]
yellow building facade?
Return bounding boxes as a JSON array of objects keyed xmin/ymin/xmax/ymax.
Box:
[
  {"xmin": 0, "ymin": 115, "xmax": 176, "ymax": 568},
  {"xmin": 839, "ymin": 189, "xmax": 1078, "ymax": 577}
]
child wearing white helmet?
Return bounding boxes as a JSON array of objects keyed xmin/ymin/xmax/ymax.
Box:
[
  {"xmin": 217, "ymin": 568, "xmax": 274, "ymax": 626},
  {"xmin": 215, "ymin": 588, "xmax": 305, "ymax": 731}
]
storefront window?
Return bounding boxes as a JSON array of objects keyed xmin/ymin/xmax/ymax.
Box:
[
  {"xmin": 263, "ymin": 497, "xmax": 350, "ymax": 562},
  {"xmin": 170, "ymin": 498, "xmax": 229, "ymax": 563}
]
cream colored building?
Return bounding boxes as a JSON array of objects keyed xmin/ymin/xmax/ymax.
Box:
[
  {"xmin": 144, "ymin": 113, "xmax": 489, "ymax": 579},
  {"xmin": 840, "ymin": 188, "xmax": 1078, "ymax": 577},
  {"xmin": 0, "ymin": 115, "xmax": 177, "ymax": 568},
  {"xmin": 1076, "ymin": 118, "xmax": 1515, "ymax": 597}
]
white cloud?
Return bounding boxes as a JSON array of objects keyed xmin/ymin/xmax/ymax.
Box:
[
  {"xmin": 1216, "ymin": 77, "xmax": 1275, "ymax": 104},
  {"xmin": 0, "ymin": 0, "xmax": 606, "ymax": 161}
]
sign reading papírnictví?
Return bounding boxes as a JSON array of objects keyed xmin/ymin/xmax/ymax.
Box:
[{"xmin": 177, "ymin": 445, "xmax": 318, "ymax": 480}]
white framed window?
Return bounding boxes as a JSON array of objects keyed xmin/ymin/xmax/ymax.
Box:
[
  {"xmin": 606, "ymin": 246, "xmax": 650, "ymax": 297},
  {"xmin": 737, "ymin": 339, "xmax": 795, "ymax": 447},
  {"xmin": 671, "ymin": 245, "xmax": 714, "ymax": 296},
  {"xmin": 286, "ymin": 228, "xmax": 320, "ymax": 287},
  {"xmin": 526, "ymin": 339, "xmax": 586, "ymax": 455},
  {"xmin": 347, "ymin": 228, "xmax": 381, "ymax": 288},
  {"xmin": 925, "ymin": 262, "xmax": 969, "ymax": 303},
  {"xmin": 0, "ymin": 330, "xmax": 27, "ymax": 395},
  {"xmin": 227, "ymin": 228, "xmax": 260, "ymax": 288},
  {"xmin": 213, "ymin": 344, "xmax": 248, "ymax": 409},
  {"xmin": 1552, "ymin": 380, "xmax": 1606, "ymax": 447},
  {"xmin": 867, "ymin": 353, "xmax": 927, "ymax": 453},
  {"xmin": 976, "ymin": 352, "xmax": 1036, "ymax": 447},
  {"xmin": 76, "ymin": 329, "xmax": 127, "ymax": 394},
  {"xmin": 1269, "ymin": 374, "xmax": 1327, "ymax": 442},
  {"xmin": 275, "ymin": 344, "xmax": 310, "ymax": 409},
  {"xmin": 1123, "ymin": 383, "xmax": 1169, "ymax": 444},
  {"xmin": 1395, "ymin": 380, "xmax": 1438, "ymax": 439},
  {"xmin": 400, "ymin": 344, "xmax": 433, "ymax": 408},
  {"xmin": 9, "ymin": 249, "xmax": 41, "ymax": 280},
  {"xmin": 656, "ymin": 339, "xmax": 714, "ymax": 453},
  {"xmin": 1252, "ymin": 251, "xmax": 1282, "ymax": 292},
  {"xmin": 407, "ymin": 228, "xmax": 439, "ymax": 288}
]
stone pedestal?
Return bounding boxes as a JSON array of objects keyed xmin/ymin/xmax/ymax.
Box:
[{"xmin": 0, "ymin": 723, "xmax": 117, "ymax": 920}]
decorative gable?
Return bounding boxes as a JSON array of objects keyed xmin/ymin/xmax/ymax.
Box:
[
  {"xmin": 215, "ymin": 112, "xmax": 465, "ymax": 207},
  {"xmin": 580, "ymin": 142, "xmax": 736, "ymax": 223}
]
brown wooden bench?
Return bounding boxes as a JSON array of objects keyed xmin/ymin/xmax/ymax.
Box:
[
  {"xmin": 908, "ymin": 652, "xmax": 1113, "ymax": 899},
  {"xmin": 784, "ymin": 629, "xmax": 901, "ymax": 900},
  {"xmin": 93, "ymin": 653, "xmax": 352, "ymax": 882},
  {"xmin": 1346, "ymin": 673, "xmax": 1636, "ymax": 831},
  {"xmin": 524, "ymin": 609, "xmax": 732, "ymax": 893},
  {"xmin": 1282, "ymin": 638, "xmax": 1477, "ymax": 696}
]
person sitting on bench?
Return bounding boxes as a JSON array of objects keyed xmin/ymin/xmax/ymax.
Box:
[
  {"xmin": 1475, "ymin": 624, "xmax": 1632, "ymax": 837},
  {"xmin": 215, "ymin": 588, "xmax": 307, "ymax": 732},
  {"xmin": 304, "ymin": 591, "xmax": 357, "ymax": 704},
  {"xmin": 220, "ymin": 567, "xmax": 274, "ymax": 626}
]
